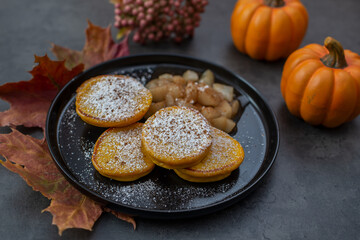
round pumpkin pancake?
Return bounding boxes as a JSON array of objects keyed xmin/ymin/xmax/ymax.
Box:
[
  {"xmin": 76, "ymin": 75, "xmax": 152, "ymax": 127},
  {"xmin": 174, "ymin": 127, "xmax": 244, "ymax": 182},
  {"xmin": 92, "ymin": 123, "xmax": 155, "ymax": 181},
  {"xmin": 141, "ymin": 106, "xmax": 212, "ymax": 169}
]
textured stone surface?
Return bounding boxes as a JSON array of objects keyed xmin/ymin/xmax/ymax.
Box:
[{"xmin": 1, "ymin": 0, "xmax": 359, "ymax": 239}]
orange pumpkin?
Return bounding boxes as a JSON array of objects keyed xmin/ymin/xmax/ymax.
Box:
[
  {"xmin": 231, "ymin": 0, "xmax": 308, "ymax": 61},
  {"xmin": 281, "ymin": 37, "xmax": 360, "ymax": 128}
]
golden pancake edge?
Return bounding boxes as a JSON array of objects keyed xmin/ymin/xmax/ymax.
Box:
[
  {"xmin": 92, "ymin": 123, "xmax": 155, "ymax": 181},
  {"xmin": 76, "ymin": 74, "xmax": 152, "ymax": 127},
  {"xmin": 174, "ymin": 127, "xmax": 244, "ymax": 182}
]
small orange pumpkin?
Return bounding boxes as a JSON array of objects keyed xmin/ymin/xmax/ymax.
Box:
[
  {"xmin": 281, "ymin": 37, "xmax": 360, "ymax": 128},
  {"xmin": 231, "ymin": 0, "xmax": 308, "ymax": 61}
]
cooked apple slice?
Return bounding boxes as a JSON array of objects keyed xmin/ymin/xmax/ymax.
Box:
[{"xmin": 213, "ymin": 83, "xmax": 234, "ymax": 102}]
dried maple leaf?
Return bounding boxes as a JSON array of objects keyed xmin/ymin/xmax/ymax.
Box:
[
  {"xmin": 0, "ymin": 129, "xmax": 103, "ymax": 235},
  {"xmin": 0, "ymin": 55, "xmax": 83, "ymax": 131},
  {"xmin": 104, "ymin": 207, "xmax": 136, "ymax": 229},
  {"xmin": 51, "ymin": 20, "xmax": 129, "ymax": 70},
  {"xmin": 43, "ymin": 187, "xmax": 104, "ymax": 235}
]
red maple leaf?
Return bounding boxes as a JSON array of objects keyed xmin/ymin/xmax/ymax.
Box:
[
  {"xmin": 51, "ymin": 20, "xmax": 129, "ymax": 70},
  {"xmin": 0, "ymin": 55, "xmax": 83, "ymax": 131}
]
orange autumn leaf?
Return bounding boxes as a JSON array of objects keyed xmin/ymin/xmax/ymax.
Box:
[
  {"xmin": 0, "ymin": 55, "xmax": 83, "ymax": 131},
  {"xmin": 0, "ymin": 129, "xmax": 103, "ymax": 235},
  {"xmin": 51, "ymin": 20, "xmax": 130, "ymax": 70},
  {"xmin": 0, "ymin": 129, "xmax": 68, "ymax": 198},
  {"xmin": 43, "ymin": 187, "xmax": 104, "ymax": 235}
]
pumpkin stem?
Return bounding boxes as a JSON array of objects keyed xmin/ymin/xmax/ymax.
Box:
[
  {"xmin": 321, "ymin": 37, "xmax": 348, "ymax": 69},
  {"xmin": 264, "ymin": 0, "xmax": 285, "ymax": 7}
]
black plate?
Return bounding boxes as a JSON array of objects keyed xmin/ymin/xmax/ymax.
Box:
[{"xmin": 46, "ymin": 54, "xmax": 279, "ymax": 219}]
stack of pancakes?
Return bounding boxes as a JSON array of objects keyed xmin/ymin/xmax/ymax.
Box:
[{"xmin": 76, "ymin": 75, "xmax": 244, "ymax": 182}]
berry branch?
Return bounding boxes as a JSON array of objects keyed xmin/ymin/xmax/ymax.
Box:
[{"xmin": 112, "ymin": 0, "xmax": 208, "ymax": 43}]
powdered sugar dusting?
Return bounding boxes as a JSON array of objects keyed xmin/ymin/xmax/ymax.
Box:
[
  {"xmin": 94, "ymin": 125, "xmax": 150, "ymax": 173},
  {"xmin": 81, "ymin": 136, "xmax": 95, "ymax": 160},
  {"xmin": 77, "ymin": 75, "xmax": 150, "ymax": 121},
  {"xmin": 142, "ymin": 106, "xmax": 212, "ymax": 159},
  {"xmin": 87, "ymin": 175, "xmax": 236, "ymax": 209},
  {"xmin": 114, "ymin": 67, "xmax": 153, "ymax": 85}
]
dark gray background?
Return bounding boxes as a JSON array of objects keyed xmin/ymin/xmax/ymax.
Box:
[{"xmin": 1, "ymin": 0, "xmax": 359, "ymax": 239}]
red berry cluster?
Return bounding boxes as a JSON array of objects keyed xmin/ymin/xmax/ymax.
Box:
[{"xmin": 114, "ymin": 0, "xmax": 208, "ymax": 43}]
